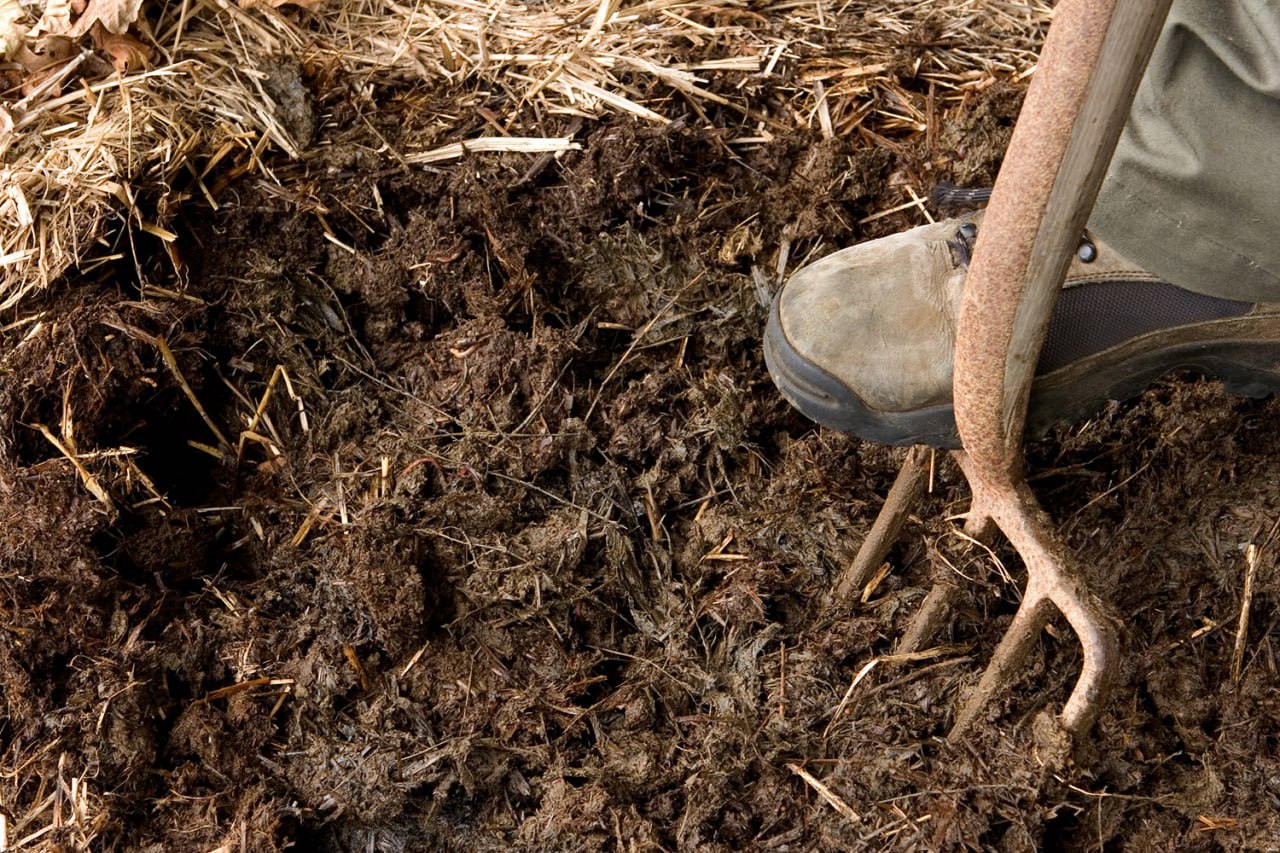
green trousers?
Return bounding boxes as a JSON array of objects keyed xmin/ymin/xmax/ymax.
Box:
[{"xmin": 1090, "ymin": 0, "xmax": 1280, "ymax": 302}]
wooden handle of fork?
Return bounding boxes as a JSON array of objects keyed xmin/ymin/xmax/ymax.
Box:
[{"xmin": 952, "ymin": 0, "xmax": 1172, "ymax": 482}]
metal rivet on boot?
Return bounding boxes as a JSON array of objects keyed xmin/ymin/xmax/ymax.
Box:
[
  {"xmin": 958, "ymin": 222, "xmax": 977, "ymax": 240},
  {"xmin": 1077, "ymin": 238, "xmax": 1097, "ymax": 263}
]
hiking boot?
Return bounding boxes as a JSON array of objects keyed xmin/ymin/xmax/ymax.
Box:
[{"xmin": 764, "ymin": 211, "xmax": 1280, "ymax": 448}]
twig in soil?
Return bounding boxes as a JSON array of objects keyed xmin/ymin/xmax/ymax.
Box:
[
  {"xmin": 775, "ymin": 223, "xmax": 795, "ymax": 288},
  {"xmin": 938, "ymin": 518, "xmax": 1011, "ymax": 584},
  {"xmin": 1069, "ymin": 456, "xmax": 1154, "ymax": 519},
  {"xmin": 1160, "ymin": 616, "xmax": 1228, "ymax": 652},
  {"xmin": 860, "ymin": 801, "xmax": 937, "ymax": 845},
  {"xmin": 905, "ymin": 185, "xmax": 935, "ymax": 224},
  {"xmin": 785, "ymin": 763, "xmax": 861, "ymax": 823},
  {"xmin": 1061, "ymin": 779, "xmax": 1175, "ymax": 806},
  {"xmin": 290, "ymin": 506, "xmax": 321, "ymax": 547},
  {"xmin": 237, "ymin": 431, "xmax": 284, "ymax": 472},
  {"xmin": 29, "ymin": 423, "xmax": 116, "ymax": 514},
  {"xmin": 235, "ymin": 365, "xmax": 309, "ymax": 463},
  {"xmin": 401, "ymin": 644, "xmax": 429, "ymax": 678},
  {"xmin": 489, "ymin": 471, "xmax": 615, "ymax": 525},
  {"xmin": 1232, "ymin": 542, "xmax": 1262, "ymax": 684},
  {"xmin": 155, "ymin": 337, "xmax": 231, "ymax": 453},
  {"xmin": 1195, "ymin": 816, "xmax": 1241, "ymax": 833},
  {"xmin": 95, "ymin": 679, "xmax": 145, "ymax": 733},
  {"xmin": 1233, "ymin": 515, "xmax": 1280, "ymax": 682},
  {"xmin": 118, "ymin": 453, "xmax": 172, "ymax": 511},
  {"xmin": 583, "ymin": 273, "xmax": 702, "ymax": 424},
  {"xmin": 198, "ymin": 677, "xmax": 296, "ymax": 704},
  {"xmin": 589, "ymin": 645, "xmax": 698, "ymax": 694},
  {"xmin": 514, "ymin": 120, "xmax": 585, "ymax": 187},
  {"xmin": 855, "ymin": 658, "xmax": 974, "ymax": 715},
  {"xmin": 5, "ymin": 751, "xmax": 100, "ymax": 849},
  {"xmin": 812, "ymin": 81, "xmax": 834, "ymax": 138},
  {"xmin": 199, "ymin": 677, "xmax": 272, "ymax": 702},
  {"xmin": 857, "ymin": 196, "xmax": 935, "ymax": 225},
  {"xmin": 330, "ymin": 353, "xmax": 452, "ymax": 420},
  {"xmin": 831, "ymin": 445, "xmax": 930, "ymax": 605},
  {"xmin": 824, "ymin": 645, "xmax": 970, "ymax": 738},
  {"xmin": 777, "ymin": 643, "xmax": 786, "ymax": 721},
  {"xmin": 512, "ymin": 357, "xmax": 575, "ymax": 436},
  {"xmin": 343, "ymin": 645, "xmax": 372, "ymax": 691},
  {"xmin": 404, "ymin": 136, "xmax": 582, "ymax": 165},
  {"xmin": 674, "ymin": 488, "xmax": 734, "ymax": 513},
  {"xmin": 700, "ymin": 532, "xmax": 748, "ymax": 563}
]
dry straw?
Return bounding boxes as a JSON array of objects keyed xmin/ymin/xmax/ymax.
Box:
[{"xmin": 1, "ymin": 0, "xmax": 1050, "ymax": 309}]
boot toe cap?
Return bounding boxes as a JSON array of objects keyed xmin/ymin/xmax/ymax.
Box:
[{"xmin": 765, "ymin": 220, "xmax": 968, "ymax": 446}]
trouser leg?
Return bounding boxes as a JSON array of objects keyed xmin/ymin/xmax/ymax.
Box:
[{"xmin": 1089, "ymin": 0, "xmax": 1280, "ymax": 303}]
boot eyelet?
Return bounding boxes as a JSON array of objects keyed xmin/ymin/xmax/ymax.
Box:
[{"xmin": 1077, "ymin": 238, "xmax": 1098, "ymax": 263}]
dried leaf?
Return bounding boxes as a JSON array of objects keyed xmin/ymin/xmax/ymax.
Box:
[
  {"xmin": 0, "ymin": 0, "xmax": 25, "ymax": 58},
  {"xmin": 33, "ymin": 0, "xmax": 72, "ymax": 36},
  {"xmin": 19, "ymin": 56, "xmax": 71, "ymax": 96},
  {"xmin": 12, "ymin": 36, "xmax": 76, "ymax": 72},
  {"xmin": 67, "ymin": 0, "xmax": 143, "ymax": 36},
  {"xmin": 89, "ymin": 21, "xmax": 150, "ymax": 72},
  {"xmin": 0, "ymin": 106, "xmax": 13, "ymax": 160}
]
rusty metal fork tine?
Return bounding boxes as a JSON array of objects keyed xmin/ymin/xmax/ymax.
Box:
[
  {"xmin": 830, "ymin": 445, "xmax": 931, "ymax": 607},
  {"xmin": 828, "ymin": 2, "xmax": 1171, "ymax": 738}
]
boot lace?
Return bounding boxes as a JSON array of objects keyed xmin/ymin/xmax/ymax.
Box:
[{"xmin": 934, "ymin": 182, "xmax": 1097, "ymax": 269}]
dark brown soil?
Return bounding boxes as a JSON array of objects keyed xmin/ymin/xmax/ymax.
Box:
[{"xmin": 4, "ymin": 80, "xmax": 1280, "ymax": 852}]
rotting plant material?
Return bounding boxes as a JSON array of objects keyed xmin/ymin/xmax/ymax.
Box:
[{"xmin": 3, "ymin": 0, "xmax": 1280, "ymax": 850}]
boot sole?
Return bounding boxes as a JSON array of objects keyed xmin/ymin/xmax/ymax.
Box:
[{"xmin": 765, "ymin": 297, "xmax": 1280, "ymax": 448}]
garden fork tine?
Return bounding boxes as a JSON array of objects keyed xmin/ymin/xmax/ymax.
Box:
[{"xmin": 947, "ymin": 0, "xmax": 1172, "ymax": 738}]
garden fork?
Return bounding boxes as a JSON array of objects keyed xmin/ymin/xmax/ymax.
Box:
[{"xmin": 837, "ymin": 0, "xmax": 1174, "ymax": 739}]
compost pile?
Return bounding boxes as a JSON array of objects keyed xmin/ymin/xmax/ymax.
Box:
[{"xmin": 2, "ymin": 0, "xmax": 1280, "ymax": 849}]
